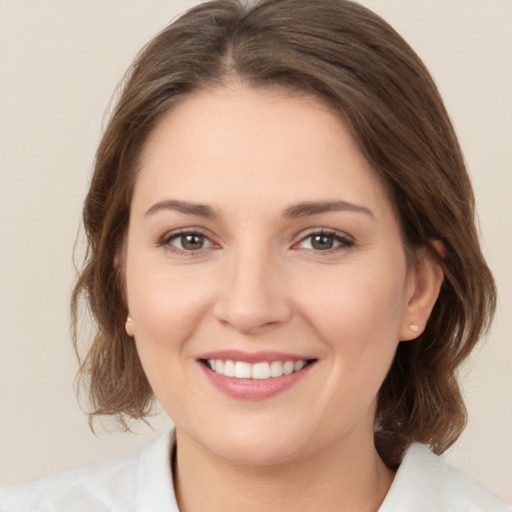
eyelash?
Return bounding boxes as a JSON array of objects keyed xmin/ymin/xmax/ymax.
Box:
[
  {"xmin": 292, "ymin": 229, "xmax": 354, "ymax": 254},
  {"xmin": 157, "ymin": 229, "xmax": 217, "ymax": 255},
  {"xmin": 157, "ymin": 228, "xmax": 354, "ymax": 255}
]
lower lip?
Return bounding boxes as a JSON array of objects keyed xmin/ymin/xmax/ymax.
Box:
[{"xmin": 199, "ymin": 362, "xmax": 314, "ymax": 400}]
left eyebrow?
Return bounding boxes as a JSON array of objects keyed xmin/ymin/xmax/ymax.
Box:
[
  {"xmin": 144, "ymin": 199, "xmax": 217, "ymax": 218},
  {"xmin": 283, "ymin": 200, "xmax": 374, "ymax": 218}
]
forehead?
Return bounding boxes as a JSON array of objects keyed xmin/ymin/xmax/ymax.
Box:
[{"xmin": 133, "ymin": 86, "xmax": 392, "ymax": 219}]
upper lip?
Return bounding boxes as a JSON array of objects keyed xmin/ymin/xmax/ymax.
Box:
[{"xmin": 198, "ymin": 350, "xmax": 315, "ymax": 364}]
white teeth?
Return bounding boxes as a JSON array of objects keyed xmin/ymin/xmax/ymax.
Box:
[
  {"xmin": 252, "ymin": 362, "xmax": 271, "ymax": 379},
  {"xmin": 206, "ymin": 359, "xmax": 310, "ymax": 380},
  {"xmin": 270, "ymin": 361, "xmax": 283, "ymax": 377},
  {"xmin": 283, "ymin": 361, "xmax": 294, "ymax": 375},
  {"xmin": 294, "ymin": 361, "xmax": 305, "ymax": 371},
  {"xmin": 223, "ymin": 360, "xmax": 235, "ymax": 377},
  {"xmin": 234, "ymin": 361, "xmax": 252, "ymax": 379}
]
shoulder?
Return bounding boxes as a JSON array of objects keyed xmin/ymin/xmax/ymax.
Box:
[
  {"xmin": 380, "ymin": 443, "xmax": 511, "ymax": 512},
  {"xmin": 0, "ymin": 432, "xmax": 177, "ymax": 512},
  {"xmin": 0, "ymin": 452, "xmax": 138, "ymax": 512}
]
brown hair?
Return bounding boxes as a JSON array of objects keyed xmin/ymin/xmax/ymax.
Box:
[{"xmin": 72, "ymin": 0, "xmax": 496, "ymax": 455}]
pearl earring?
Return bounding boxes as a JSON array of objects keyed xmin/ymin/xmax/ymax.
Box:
[
  {"xmin": 125, "ymin": 316, "xmax": 133, "ymax": 336},
  {"xmin": 409, "ymin": 323, "xmax": 420, "ymax": 332}
]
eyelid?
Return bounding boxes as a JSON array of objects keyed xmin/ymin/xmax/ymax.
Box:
[
  {"xmin": 291, "ymin": 227, "xmax": 355, "ymax": 252},
  {"xmin": 157, "ymin": 227, "xmax": 220, "ymax": 253}
]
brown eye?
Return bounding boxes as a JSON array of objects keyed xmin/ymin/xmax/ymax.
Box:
[
  {"xmin": 311, "ymin": 234, "xmax": 334, "ymax": 250},
  {"xmin": 181, "ymin": 233, "xmax": 205, "ymax": 250},
  {"xmin": 167, "ymin": 232, "xmax": 212, "ymax": 251}
]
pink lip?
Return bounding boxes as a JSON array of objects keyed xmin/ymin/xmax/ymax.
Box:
[
  {"xmin": 197, "ymin": 353, "xmax": 316, "ymax": 401},
  {"xmin": 198, "ymin": 349, "xmax": 310, "ymax": 364}
]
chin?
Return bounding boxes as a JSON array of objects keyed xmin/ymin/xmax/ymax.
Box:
[
  {"xmin": 188, "ymin": 420, "xmax": 312, "ymax": 467},
  {"xmin": 215, "ymin": 436, "xmax": 304, "ymax": 467}
]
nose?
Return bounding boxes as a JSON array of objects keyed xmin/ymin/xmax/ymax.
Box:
[{"xmin": 213, "ymin": 246, "xmax": 293, "ymax": 334}]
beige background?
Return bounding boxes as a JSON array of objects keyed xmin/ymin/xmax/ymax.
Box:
[{"xmin": 1, "ymin": 0, "xmax": 511, "ymax": 502}]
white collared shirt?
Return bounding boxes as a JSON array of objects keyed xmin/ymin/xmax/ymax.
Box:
[{"xmin": 1, "ymin": 431, "xmax": 510, "ymax": 511}]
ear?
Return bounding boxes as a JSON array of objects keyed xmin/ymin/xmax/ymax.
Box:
[{"xmin": 399, "ymin": 240, "xmax": 444, "ymax": 341}]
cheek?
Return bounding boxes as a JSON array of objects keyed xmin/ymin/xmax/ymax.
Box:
[
  {"xmin": 300, "ymin": 261, "xmax": 406, "ymax": 336},
  {"xmin": 125, "ymin": 248, "xmax": 215, "ymax": 365},
  {"xmin": 294, "ymin": 254, "xmax": 408, "ymax": 379},
  {"xmin": 126, "ymin": 266, "xmax": 216, "ymax": 416},
  {"xmin": 295, "ymin": 259, "xmax": 407, "ymax": 419}
]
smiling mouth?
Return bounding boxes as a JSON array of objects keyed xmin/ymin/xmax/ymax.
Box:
[{"xmin": 201, "ymin": 359, "xmax": 316, "ymax": 380}]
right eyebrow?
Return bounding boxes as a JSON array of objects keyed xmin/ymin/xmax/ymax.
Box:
[
  {"xmin": 283, "ymin": 200, "xmax": 374, "ymax": 219},
  {"xmin": 144, "ymin": 199, "xmax": 217, "ymax": 218}
]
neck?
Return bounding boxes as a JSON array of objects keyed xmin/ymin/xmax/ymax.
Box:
[{"xmin": 173, "ymin": 428, "xmax": 395, "ymax": 512}]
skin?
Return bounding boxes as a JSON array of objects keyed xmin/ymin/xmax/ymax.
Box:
[{"xmin": 123, "ymin": 86, "xmax": 443, "ymax": 512}]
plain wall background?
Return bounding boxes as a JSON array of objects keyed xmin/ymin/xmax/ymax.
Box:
[{"xmin": 1, "ymin": 0, "xmax": 511, "ymax": 502}]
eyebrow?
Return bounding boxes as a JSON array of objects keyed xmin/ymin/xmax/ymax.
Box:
[
  {"xmin": 284, "ymin": 200, "xmax": 374, "ymax": 218},
  {"xmin": 145, "ymin": 199, "xmax": 217, "ymax": 218},
  {"xmin": 144, "ymin": 198, "xmax": 373, "ymax": 220}
]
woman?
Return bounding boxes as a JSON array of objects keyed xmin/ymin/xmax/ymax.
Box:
[{"xmin": 1, "ymin": 0, "xmax": 509, "ymax": 510}]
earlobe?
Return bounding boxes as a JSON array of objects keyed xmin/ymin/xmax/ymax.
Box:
[
  {"xmin": 409, "ymin": 323, "xmax": 420, "ymax": 332},
  {"xmin": 125, "ymin": 316, "xmax": 134, "ymax": 337},
  {"xmin": 400, "ymin": 241, "xmax": 444, "ymax": 341}
]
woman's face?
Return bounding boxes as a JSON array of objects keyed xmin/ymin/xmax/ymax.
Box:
[{"xmin": 124, "ymin": 86, "xmax": 431, "ymax": 465}]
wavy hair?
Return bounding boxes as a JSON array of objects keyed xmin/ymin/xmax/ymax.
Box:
[{"xmin": 72, "ymin": 0, "xmax": 496, "ymax": 455}]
